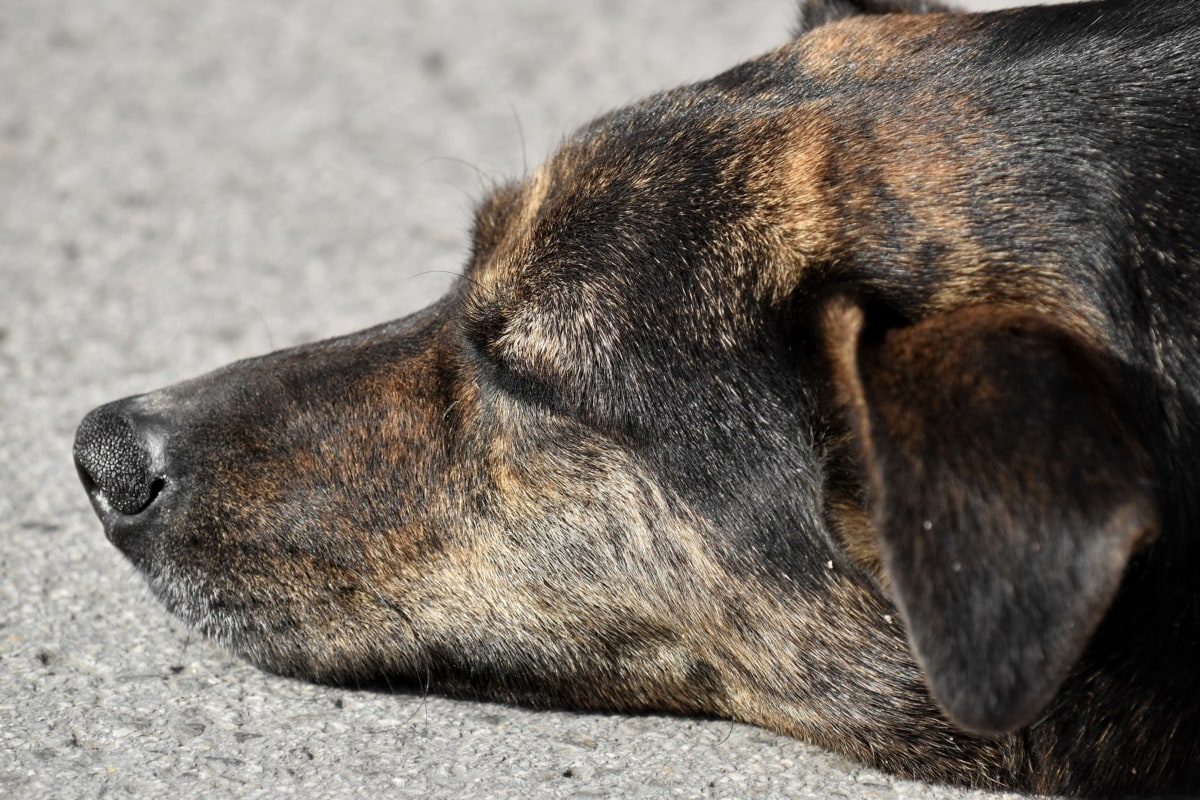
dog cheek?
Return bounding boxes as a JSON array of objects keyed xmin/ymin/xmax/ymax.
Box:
[{"xmin": 395, "ymin": 430, "xmax": 739, "ymax": 713}]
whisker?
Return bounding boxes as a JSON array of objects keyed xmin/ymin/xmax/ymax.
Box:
[
  {"xmin": 417, "ymin": 154, "xmax": 494, "ymax": 184},
  {"xmin": 510, "ymin": 104, "xmax": 528, "ymax": 177},
  {"xmin": 408, "ymin": 269, "xmax": 483, "ymax": 290}
]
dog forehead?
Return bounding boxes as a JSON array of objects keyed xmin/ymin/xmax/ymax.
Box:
[
  {"xmin": 467, "ymin": 78, "xmax": 840, "ymax": 310},
  {"xmin": 524, "ymin": 102, "xmax": 767, "ymax": 256}
]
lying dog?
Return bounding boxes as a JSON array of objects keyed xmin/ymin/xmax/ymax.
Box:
[{"xmin": 73, "ymin": 0, "xmax": 1200, "ymax": 795}]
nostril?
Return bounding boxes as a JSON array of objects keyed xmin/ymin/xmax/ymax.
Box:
[
  {"xmin": 144, "ymin": 475, "xmax": 166, "ymax": 507},
  {"xmin": 73, "ymin": 404, "xmax": 164, "ymax": 516}
]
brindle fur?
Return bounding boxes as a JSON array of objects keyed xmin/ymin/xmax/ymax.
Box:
[{"xmin": 74, "ymin": 0, "xmax": 1200, "ymax": 795}]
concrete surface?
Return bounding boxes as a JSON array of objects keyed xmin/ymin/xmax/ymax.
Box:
[{"xmin": 1, "ymin": 1, "xmax": 1083, "ymax": 798}]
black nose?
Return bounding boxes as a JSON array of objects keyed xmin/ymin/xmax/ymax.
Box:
[{"xmin": 74, "ymin": 401, "xmax": 166, "ymax": 517}]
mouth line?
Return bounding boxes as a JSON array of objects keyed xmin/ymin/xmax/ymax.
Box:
[{"xmin": 87, "ymin": 478, "xmax": 177, "ymax": 566}]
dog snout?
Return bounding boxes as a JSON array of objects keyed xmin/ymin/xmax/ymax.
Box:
[{"xmin": 74, "ymin": 399, "xmax": 169, "ymax": 521}]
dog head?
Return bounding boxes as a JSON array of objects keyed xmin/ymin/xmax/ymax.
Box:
[{"xmin": 75, "ymin": 0, "xmax": 1200, "ymax": 793}]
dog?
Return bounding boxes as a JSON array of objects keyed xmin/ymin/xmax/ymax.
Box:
[{"xmin": 73, "ymin": 0, "xmax": 1200, "ymax": 795}]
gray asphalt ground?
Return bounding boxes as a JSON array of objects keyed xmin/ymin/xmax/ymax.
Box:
[{"xmin": 1, "ymin": 1, "xmax": 1087, "ymax": 798}]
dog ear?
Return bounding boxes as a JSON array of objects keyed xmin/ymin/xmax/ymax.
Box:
[
  {"xmin": 795, "ymin": 0, "xmax": 957, "ymax": 36},
  {"xmin": 822, "ymin": 298, "xmax": 1158, "ymax": 734}
]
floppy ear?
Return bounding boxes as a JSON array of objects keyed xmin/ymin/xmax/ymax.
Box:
[
  {"xmin": 796, "ymin": 0, "xmax": 957, "ymax": 36},
  {"xmin": 822, "ymin": 298, "xmax": 1158, "ymax": 735}
]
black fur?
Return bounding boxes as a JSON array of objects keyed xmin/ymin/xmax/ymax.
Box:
[{"xmin": 76, "ymin": 1, "xmax": 1200, "ymax": 795}]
